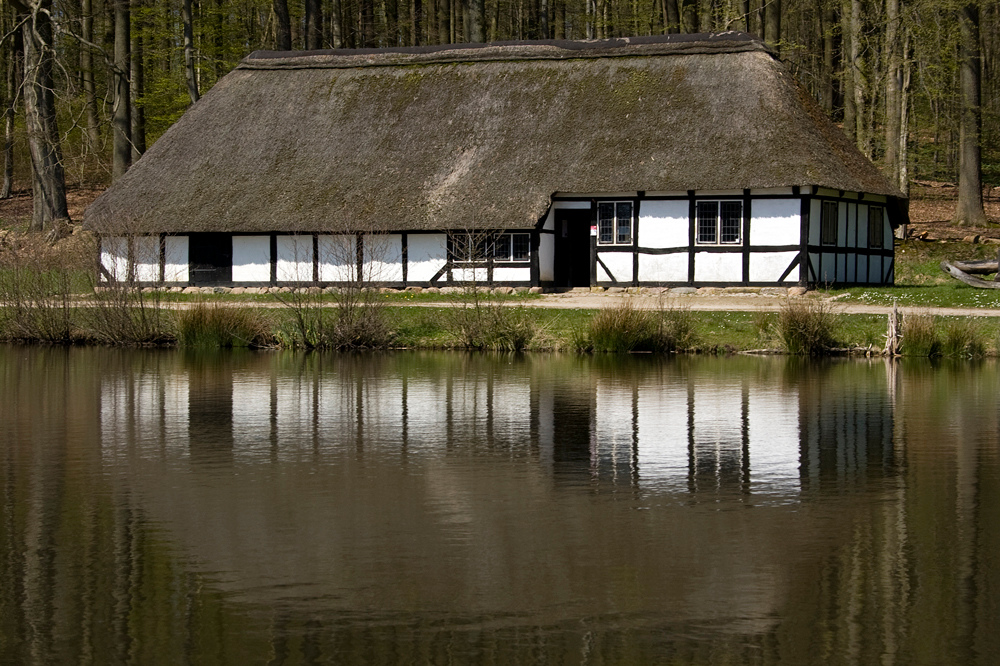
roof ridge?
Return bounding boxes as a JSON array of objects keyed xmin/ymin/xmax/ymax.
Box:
[{"xmin": 239, "ymin": 32, "xmax": 771, "ymax": 70}]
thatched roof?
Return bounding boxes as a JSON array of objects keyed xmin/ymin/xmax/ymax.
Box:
[{"xmin": 85, "ymin": 33, "xmax": 904, "ymax": 235}]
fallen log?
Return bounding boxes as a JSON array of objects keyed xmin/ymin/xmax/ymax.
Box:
[
  {"xmin": 940, "ymin": 261, "xmax": 1000, "ymax": 288},
  {"xmin": 950, "ymin": 259, "xmax": 998, "ymax": 275}
]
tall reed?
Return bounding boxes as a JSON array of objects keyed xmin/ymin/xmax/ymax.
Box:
[{"xmin": 776, "ymin": 299, "xmax": 838, "ymax": 355}]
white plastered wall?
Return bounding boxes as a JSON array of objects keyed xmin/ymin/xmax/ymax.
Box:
[
  {"xmin": 318, "ymin": 235, "xmax": 357, "ymax": 282},
  {"xmin": 493, "ymin": 267, "xmax": 531, "ymax": 282},
  {"xmin": 232, "ymin": 236, "xmax": 271, "ymax": 282},
  {"xmin": 749, "ymin": 199, "xmax": 799, "ymax": 245},
  {"xmin": 749, "ymin": 252, "xmax": 798, "ymax": 282},
  {"xmin": 694, "ymin": 252, "xmax": 742, "ymax": 282},
  {"xmin": 133, "ymin": 236, "xmax": 160, "ymax": 282},
  {"xmin": 452, "ymin": 267, "xmax": 489, "ymax": 282},
  {"xmin": 597, "ymin": 252, "xmax": 633, "ymax": 283},
  {"xmin": 276, "ymin": 235, "xmax": 314, "ymax": 283},
  {"xmin": 406, "ymin": 234, "xmax": 446, "ymax": 282},
  {"xmin": 164, "ymin": 236, "xmax": 189, "ymax": 282},
  {"xmin": 100, "ymin": 236, "xmax": 129, "ymax": 282},
  {"xmin": 363, "ymin": 234, "xmax": 403, "ymax": 282},
  {"xmin": 638, "ymin": 254, "xmax": 687, "ymax": 282},
  {"xmin": 638, "ymin": 200, "xmax": 688, "ymax": 248}
]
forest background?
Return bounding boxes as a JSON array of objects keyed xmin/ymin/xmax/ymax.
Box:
[{"xmin": 0, "ymin": 0, "xmax": 996, "ymax": 233}]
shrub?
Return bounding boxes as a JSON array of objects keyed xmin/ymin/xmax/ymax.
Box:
[
  {"xmin": 275, "ymin": 296, "xmax": 395, "ymax": 349},
  {"xmin": 585, "ymin": 302, "xmax": 664, "ymax": 353},
  {"xmin": 177, "ymin": 303, "xmax": 273, "ymax": 348},
  {"xmin": 85, "ymin": 280, "xmax": 172, "ymax": 345},
  {"xmin": 776, "ymin": 299, "xmax": 838, "ymax": 355},
  {"xmin": 0, "ymin": 233, "xmax": 84, "ymax": 343},
  {"xmin": 901, "ymin": 313, "xmax": 940, "ymax": 357},
  {"xmin": 658, "ymin": 306, "xmax": 697, "ymax": 351},
  {"xmin": 941, "ymin": 318, "xmax": 985, "ymax": 358},
  {"xmin": 448, "ymin": 297, "xmax": 536, "ymax": 351}
]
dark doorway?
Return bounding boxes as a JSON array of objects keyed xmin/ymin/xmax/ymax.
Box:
[
  {"xmin": 553, "ymin": 208, "xmax": 593, "ymax": 288},
  {"xmin": 188, "ymin": 233, "xmax": 232, "ymax": 285}
]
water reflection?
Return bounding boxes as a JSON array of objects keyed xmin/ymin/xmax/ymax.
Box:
[
  {"xmin": 1, "ymin": 348, "xmax": 997, "ymax": 665},
  {"xmin": 97, "ymin": 353, "xmax": 895, "ymax": 502}
]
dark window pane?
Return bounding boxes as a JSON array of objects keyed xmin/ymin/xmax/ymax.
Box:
[
  {"xmin": 616, "ymin": 202, "xmax": 632, "ymax": 244},
  {"xmin": 493, "ymin": 234, "xmax": 511, "ymax": 261},
  {"xmin": 452, "ymin": 234, "xmax": 470, "ymax": 262},
  {"xmin": 697, "ymin": 201, "xmax": 718, "ymax": 244},
  {"xmin": 868, "ymin": 207, "xmax": 884, "ymax": 248},
  {"xmin": 598, "ymin": 203, "xmax": 614, "ymax": 244},
  {"xmin": 821, "ymin": 201, "xmax": 838, "ymax": 245},
  {"xmin": 512, "ymin": 234, "xmax": 530, "ymax": 261},
  {"xmin": 721, "ymin": 202, "xmax": 742, "ymax": 243}
]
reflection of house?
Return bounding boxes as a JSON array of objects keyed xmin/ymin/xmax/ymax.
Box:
[
  {"xmin": 96, "ymin": 355, "xmax": 855, "ymax": 500},
  {"xmin": 85, "ymin": 34, "xmax": 905, "ymax": 290}
]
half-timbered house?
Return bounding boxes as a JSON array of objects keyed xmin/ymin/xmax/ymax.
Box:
[{"xmin": 85, "ymin": 33, "xmax": 907, "ymax": 288}]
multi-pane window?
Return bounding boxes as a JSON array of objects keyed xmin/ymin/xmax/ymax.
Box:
[
  {"xmin": 452, "ymin": 232, "xmax": 530, "ymax": 262},
  {"xmin": 451, "ymin": 233, "xmax": 491, "ymax": 262},
  {"xmin": 821, "ymin": 201, "xmax": 838, "ymax": 245},
  {"xmin": 493, "ymin": 233, "xmax": 531, "ymax": 262},
  {"xmin": 598, "ymin": 201, "xmax": 633, "ymax": 245},
  {"xmin": 868, "ymin": 206, "xmax": 884, "ymax": 248},
  {"xmin": 696, "ymin": 201, "xmax": 742, "ymax": 244}
]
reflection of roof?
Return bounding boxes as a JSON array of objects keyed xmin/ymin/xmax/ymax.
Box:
[{"xmin": 84, "ymin": 33, "xmax": 902, "ymax": 235}]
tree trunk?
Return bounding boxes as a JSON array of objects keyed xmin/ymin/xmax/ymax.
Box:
[
  {"xmin": 131, "ymin": 0, "xmax": 146, "ymax": 162},
  {"xmin": 884, "ymin": 0, "xmax": 901, "ymax": 186},
  {"xmin": 274, "ymin": 0, "xmax": 292, "ymax": 49},
  {"xmin": 681, "ymin": 0, "xmax": 697, "ymax": 33},
  {"xmin": 764, "ymin": 0, "xmax": 780, "ymax": 52},
  {"xmin": 330, "ymin": 0, "xmax": 343, "ymax": 47},
  {"xmin": 1, "ymin": 19, "xmax": 19, "ymax": 199},
  {"xmin": 468, "ymin": 0, "xmax": 484, "ymax": 42},
  {"xmin": 81, "ymin": 0, "xmax": 100, "ymax": 150},
  {"xmin": 21, "ymin": 1, "xmax": 69, "ymax": 230},
  {"xmin": 411, "ymin": 0, "xmax": 422, "ymax": 45},
  {"xmin": 182, "ymin": 0, "xmax": 199, "ymax": 104},
  {"xmin": 305, "ymin": 0, "xmax": 323, "ymax": 49},
  {"xmin": 113, "ymin": 0, "xmax": 132, "ymax": 180},
  {"xmin": 954, "ymin": 3, "xmax": 987, "ymax": 226},
  {"xmin": 820, "ymin": 6, "xmax": 836, "ymax": 113},
  {"xmin": 664, "ymin": 0, "xmax": 679, "ymax": 33},
  {"xmin": 841, "ymin": 0, "xmax": 855, "ymax": 142}
]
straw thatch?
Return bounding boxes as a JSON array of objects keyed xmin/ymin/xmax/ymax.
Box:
[{"xmin": 84, "ymin": 33, "xmax": 904, "ymax": 235}]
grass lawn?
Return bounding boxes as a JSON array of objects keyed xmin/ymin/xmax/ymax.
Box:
[{"xmin": 821, "ymin": 239, "xmax": 1000, "ymax": 309}]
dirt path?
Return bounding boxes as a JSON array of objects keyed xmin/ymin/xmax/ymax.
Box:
[{"xmin": 475, "ymin": 292, "xmax": 1000, "ymax": 317}]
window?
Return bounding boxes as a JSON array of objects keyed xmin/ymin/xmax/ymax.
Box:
[
  {"xmin": 868, "ymin": 206, "xmax": 884, "ymax": 248},
  {"xmin": 452, "ymin": 232, "xmax": 530, "ymax": 262},
  {"xmin": 598, "ymin": 201, "xmax": 633, "ymax": 245},
  {"xmin": 451, "ymin": 233, "xmax": 491, "ymax": 263},
  {"xmin": 493, "ymin": 233, "xmax": 531, "ymax": 262},
  {"xmin": 821, "ymin": 201, "xmax": 838, "ymax": 245},
  {"xmin": 696, "ymin": 201, "xmax": 742, "ymax": 245}
]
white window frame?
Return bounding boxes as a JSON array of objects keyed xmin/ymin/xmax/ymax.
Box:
[
  {"xmin": 451, "ymin": 232, "xmax": 530, "ymax": 263},
  {"xmin": 493, "ymin": 233, "xmax": 531, "ymax": 262},
  {"xmin": 597, "ymin": 201, "xmax": 633, "ymax": 245},
  {"xmin": 695, "ymin": 200, "xmax": 743, "ymax": 246}
]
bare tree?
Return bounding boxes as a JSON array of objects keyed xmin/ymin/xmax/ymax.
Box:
[
  {"xmin": 954, "ymin": 2, "xmax": 987, "ymax": 226},
  {"xmin": 113, "ymin": 0, "xmax": 131, "ymax": 179},
  {"xmin": 13, "ymin": 0, "xmax": 70, "ymax": 232},
  {"xmin": 274, "ymin": 0, "xmax": 292, "ymax": 50}
]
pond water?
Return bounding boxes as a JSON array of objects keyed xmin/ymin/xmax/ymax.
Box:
[{"xmin": 1, "ymin": 347, "xmax": 997, "ymax": 664}]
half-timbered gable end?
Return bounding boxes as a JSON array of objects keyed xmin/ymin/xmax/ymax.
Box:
[{"xmin": 84, "ymin": 33, "xmax": 907, "ymax": 288}]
